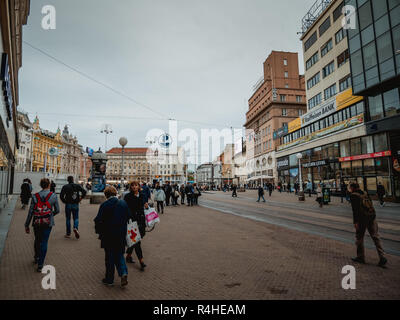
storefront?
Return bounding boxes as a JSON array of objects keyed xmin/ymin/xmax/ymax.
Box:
[{"xmin": 277, "ymin": 132, "xmax": 399, "ymax": 200}]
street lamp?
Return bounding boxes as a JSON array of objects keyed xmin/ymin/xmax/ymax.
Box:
[
  {"xmin": 101, "ymin": 124, "xmax": 113, "ymax": 152},
  {"xmin": 296, "ymin": 153, "xmax": 305, "ymax": 201},
  {"xmin": 119, "ymin": 137, "xmax": 128, "ymax": 192},
  {"xmin": 83, "ymin": 152, "xmax": 88, "ymax": 183}
]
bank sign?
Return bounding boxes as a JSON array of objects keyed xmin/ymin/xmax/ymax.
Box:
[
  {"xmin": 301, "ymin": 98, "xmax": 336, "ymax": 126},
  {"xmin": 1, "ymin": 53, "xmax": 13, "ymax": 125}
]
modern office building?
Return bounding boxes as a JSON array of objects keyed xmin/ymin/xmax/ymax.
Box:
[
  {"xmin": 245, "ymin": 51, "xmax": 307, "ymax": 186},
  {"xmin": 275, "ymin": 0, "xmax": 378, "ymax": 196},
  {"xmin": 345, "ymin": 0, "xmax": 400, "ymax": 200}
]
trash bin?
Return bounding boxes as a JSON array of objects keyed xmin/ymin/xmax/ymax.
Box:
[{"xmin": 322, "ymin": 188, "xmax": 331, "ymax": 205}]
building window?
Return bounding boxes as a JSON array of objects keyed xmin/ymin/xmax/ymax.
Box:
[
  {"xmin": 335, "ymin": 28, "xmax": 346, "ymax": 44},
  {"xmin": 305, "ymin": 31, "xmax": 318, "ymax": 52},
  {"xmin": 368, "ymin": 94, "xmax": 384, "ymax": 121},
  {"xmin": 319, "ymin": 16, "xmax": 331, "ymax": 37},
  {"xmin": 307, "ymin": 72, "xmax": 320, "ymax": 89},
  {"xmin": 337, "ymin": 49, "xmax": 350, "ymax": 67},
  {"xmin": 296, "ymin": 95, "xmax": 302, "ymax": 102},
  {"xmin": 321, "ymin": 39, "xmax": 333, "ymax": 57},
  {"xmin": 284, "ymin": 71, "xmax": 289, "ymax": 78},
  {"xmin": 308, "ymin": 93, "xmax": 322, "ymax": 109},
  {"xmin": 333, "ymin": 1, "xmax": 344, "ymax": 22},
  {"xmin": 282, "ymin": 109, "xmax": 288, "ymax": 116},
  {"xmin": 298, "ymin": 109, "xmax": 304, "ymax": 116},
  {"xmin": 283, "ymin": 59, "xmax": 288, "ymax": 66},
  {"xmin": 280, "ymin": 95, "xmax": 286, "ymax": 102},
  {"xmin": 322, "ymin": 61, "xmax": 335, "ymax": 78},
  {"xmin": 306, "ymin": 52, "xmax": 319, "ymax": 70},
  {"xmin": 383, "ymin": 88, "xmax": 400, "ymax": 117},
  {"xmin": 339, "ymin": 75, "xmax": 352, "ymax": 92}
]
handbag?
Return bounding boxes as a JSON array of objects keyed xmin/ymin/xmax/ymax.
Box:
[{"xmin": 126, "ymin": 219, "xmax": 141, "ymax": 247}]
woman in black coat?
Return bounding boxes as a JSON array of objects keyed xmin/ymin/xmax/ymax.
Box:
[
  {"xmin": 94, "ymin": 186, "xmax": 130, "ymax": 286},
  {"xmin": 123, "ymin": 181, "xmax": 148, "ymax": 271}
]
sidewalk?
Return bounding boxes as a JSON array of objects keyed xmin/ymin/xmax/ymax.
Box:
[{"xmin": 0, "ymin": 198, "xmax": 399, "ymax": 300}]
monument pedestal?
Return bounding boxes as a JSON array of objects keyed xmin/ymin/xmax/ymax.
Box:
[{"xmin": 89, "ymin": 192, "xmax": 106, "ymax": 204}]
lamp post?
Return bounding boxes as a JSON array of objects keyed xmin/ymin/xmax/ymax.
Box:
[
  {"xmin": 101, "ymin": 124, "xmax": 113, "ymax": 152},
  {"xmin": 83, "ymin": 152, "xmax": 88, "ymax": 183},
  {"xmin": 119, "ymin": 137, "xmax": 128, "ymax": 192},
  {"xmin": 296, "ymin": 153, "xmax": 305, "ymax": 201}
]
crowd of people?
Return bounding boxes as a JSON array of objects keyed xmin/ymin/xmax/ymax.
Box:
[{"xmin": 20, "ymin": 175, "xmax": 389, "ymax": 288}]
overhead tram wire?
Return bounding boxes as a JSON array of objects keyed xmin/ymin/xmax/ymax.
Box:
[{"xmin": 22, "ymin": 41, "xmax": 243, "ymax": 130}]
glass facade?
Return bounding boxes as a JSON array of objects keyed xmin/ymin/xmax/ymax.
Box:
[{"xmin": 346, "ymin": 0, "xmax": 400, "ymax": 95}]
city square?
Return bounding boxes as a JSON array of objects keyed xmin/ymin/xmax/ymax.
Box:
[{"xmin": 0, "ymin": 0, "xmax": 400, "ymax": 308}]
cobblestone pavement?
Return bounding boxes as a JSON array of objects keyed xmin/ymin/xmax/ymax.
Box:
[{"xmin": 0, "ymin": 196, "xmax": 399, "ymax": 300}]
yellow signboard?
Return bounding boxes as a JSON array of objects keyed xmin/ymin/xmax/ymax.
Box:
[
  {"xmin": 336, "ymin": 88, "xmax": 363, "ymax": 111},
  {"xmin": 288, "ymin": 117, "xmax": 301, "ymax": 133}
]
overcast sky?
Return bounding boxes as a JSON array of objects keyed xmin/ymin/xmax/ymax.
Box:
[{"xmin": 19, "ymin": 0, "xmax": 316, "ymax": 153}]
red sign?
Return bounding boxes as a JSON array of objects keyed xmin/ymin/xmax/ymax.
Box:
[{"xmin": 339, "ymin": 151, "xmax": 392, "ymax": 162}]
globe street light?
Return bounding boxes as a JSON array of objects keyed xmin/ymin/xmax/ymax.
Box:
[
  {"xmin": 119, "ymin": 137, "xmax": 128, "ymax": 192},
  {"xmin": 296, "ymin": 153, "xmax": 305, "ymax": 201}
]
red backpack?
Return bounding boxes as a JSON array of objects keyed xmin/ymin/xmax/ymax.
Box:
[{"xmin": 33, "ymin": 192, "xmax": 53, "ymax": 226}]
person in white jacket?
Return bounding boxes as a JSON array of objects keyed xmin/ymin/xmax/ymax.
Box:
[{"xmin": 153, "ymin": 183, "xmax": 166, "ymax": 214}]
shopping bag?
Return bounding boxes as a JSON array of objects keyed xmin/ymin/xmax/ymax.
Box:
[
  {"xmin": 144, "ymin": 207, "xmax": 160, "ymax": 229},
  {"xmin": 126, "ymin": 219, "xmax": 141, "ymax": 247}
]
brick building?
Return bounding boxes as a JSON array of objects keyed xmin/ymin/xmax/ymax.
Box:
[{"xmin": 245, "ymin": 51, "xmax": 307, "ymax": 186}]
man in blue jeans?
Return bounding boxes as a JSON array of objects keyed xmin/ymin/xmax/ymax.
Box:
[
  {"xmin": 60, "ymin": 176, "xmax": 87, "ymax": 239},
  {"xmin": 25, "ymin": 178, "xmax": 60, "ymax": 272}
]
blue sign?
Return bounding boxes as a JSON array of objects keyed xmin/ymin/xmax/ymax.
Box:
[
  {"xmin": 86, "ymin": 147, "xmax": 94, "ymax": 157},
  {"xmin": 158, "ymin": 133, "xmax": 172, "ymax": 148},
  {"xmin": 289, "ymin": 168, "xmax": 299, "ymax": 177}
]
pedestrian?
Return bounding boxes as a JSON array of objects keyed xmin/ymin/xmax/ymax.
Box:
[
  {"xmin": 294, "ymin": 182, "xmax": 299, "ymax": 195},
  {"xmin": 349, "ymin": 183, "xmax": 387, "ymax": 268},
  {"xmin": 193, "ymin": 183, "xmax": 201, "ymax": 205},
  {"xmin": 377, "ymin": 182, "xmax": 386, "ymax": 207},
  {"xmin": 24, "ymin": 178, "xmax": 60, "ymax": 272},
  {"xmin": 185, "ymin": 183, "xmax": 193, "ymax": 206},
  {"xmin": 141, "ymin": 182, "xmax": 151, "ymax": 205},
  {"xmin": 50, "ymin": 180, "xmax": 56, "ymax": 193},
  {"xmin": 165, "ymin": 182, "xmax": 172, "ymax": 206},
  {"xmin": 123, "ymin": 181, "xmax": 147, "ymax": 271},
  {"xmin": 173, "ymin": 184, "xmax": 180, "ymax": 205},
  {"xmin": 287, "ymin": 183, "xmax": 291, "ymax": 193},
  {"xmin": 60, "ymin": 176, "xmax": 87, "ymax": 239},
  {"xmin": 316, "ymin": 184, "xmax": 323, "ymax": 208},
  {"xmin": 94, "ymin": 186, "xmax": 129, "ymax": 287},
  {"xmin": 278, "ymin": 182, "xmax": 282, "ymax": 193},
  {"xmin": 20, "ymin": 178, "xmax": 32, "ymax": 209},
  {"xmin": 232, "ymin": 184, "xmax": 238, "ymax": 198},
  {"xmin": 256, "ymin": 185, "xmax": 266, "ymax": 202},
  {"xmin": 154, "ymin": 183, "xmax": 166, "ymax": 214},
  {"xmin": 180, "ymin": 184, "xmax": 186, "ymax": 204},
  {"xmin": 340, "ymin": 181, "xmax": 347, "ymax": 203},
  {"xmin": 268, "ymin": 183, "xmax": 273, "ymax": 197}
]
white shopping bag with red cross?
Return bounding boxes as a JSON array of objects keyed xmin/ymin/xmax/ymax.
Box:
[{"xmin": 126, "ymin": 219, "xmax": 141, "ymax": 247}]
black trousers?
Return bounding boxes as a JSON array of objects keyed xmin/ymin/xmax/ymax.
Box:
[
  {"xmin": 157, "ymin": 201, "xmax": 164, "ymax": 213},
  {"xmin": 126, "ymin": 242, "xmax": 143, "ymax": 260},
  {"xmin": 181, "ymin": 193, "xmax": 185, "ymax": 204},
  {"xmin": 165, "ymin": 194, "xmax": 170, "ymax": 206}
]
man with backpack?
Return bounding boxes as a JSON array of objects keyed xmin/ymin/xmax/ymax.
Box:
[
  {"xmin": 60, "ymin": 176, "xmax": 87, "ymax": 239},
  {"xmin": 24, "ymin": 178, "xmax": 60, "ymax": 272},
  {"xmin": 349, "ymin": 183, "xmax": 387, "ymax": 268}
]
